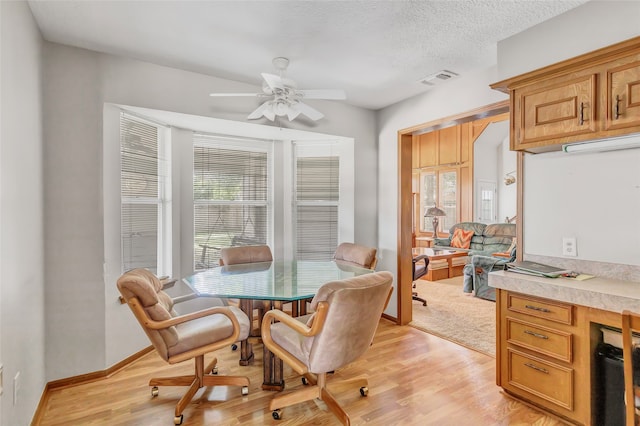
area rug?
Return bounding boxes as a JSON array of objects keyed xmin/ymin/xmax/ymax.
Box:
[{"xmin": 410, "ymin": 276, "xmax": 496, "ymax": 357}]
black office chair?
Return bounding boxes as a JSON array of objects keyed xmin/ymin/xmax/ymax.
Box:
[{"xmin": 412, "ymin": 254, "xmax": 429, "ymax": 306}]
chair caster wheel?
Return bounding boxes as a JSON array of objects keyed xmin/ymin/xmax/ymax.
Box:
[
  {"xmin": 241, "ymin": 386, "xmax": 249, "ymax": 396},
  {"xmin": 151, "ymin": 386, "xmax": 159, "ymax": 397},
  {"xmin": 360, "ymin": 386, "xmax": 368, "ymax": 397},
  {"xmin": 231, "ymin": 344, "xmax": 238, "ymax": 351},
  {"xmin": 174, "ymin": 414, "xmax": 183, "ymax": 425},
  {"xmin": 211, "ymin": 366, "xmax": 218, "ymax": 375},
  {"xmin": 272, "ymin": 409, "xmax": 282, "ymax": 420},
  {"xmin": 301, "ymin": 377, "xmax": 309, "ymax": 385}
]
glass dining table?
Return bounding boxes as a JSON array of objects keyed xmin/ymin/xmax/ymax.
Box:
[{"xmin": 182, "ymin": 260, "xmax": 373, "ymax": 390}]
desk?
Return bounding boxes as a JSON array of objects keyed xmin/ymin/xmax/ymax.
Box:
[
  {"xmin": 412, "ymin": 247, "xmax": 468, "ymax": 281},
  {"xmin": 183, "ymin": 260, "xmax": 372, "ymax": 390}
]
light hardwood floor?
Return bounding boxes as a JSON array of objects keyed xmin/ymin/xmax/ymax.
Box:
[{"xmin": 37, "ymin": 319, "xmax": 563, "ymax": 425}]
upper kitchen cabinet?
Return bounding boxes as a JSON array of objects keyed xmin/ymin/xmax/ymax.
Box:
[{"xmin": 492, "ymin": 36, "xmax": 640, "ymax": 153}]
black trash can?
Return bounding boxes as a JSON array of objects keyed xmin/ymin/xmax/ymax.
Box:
[{"xmin": 595, "ymin": 342, "xmax": 625, "ymax": 426}]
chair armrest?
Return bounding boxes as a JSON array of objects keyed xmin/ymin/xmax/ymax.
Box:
[
  {"xmin": 128, "ymin": 297, "xmax": 241, "ymax": 339},
  {"xmin": 261, "ymin": 302, "xmax": 329, "ymax": 376},
  {"xmin": 412, "ymin": 254, "xmax": 429, "ymax": 263},
  {"xmin": 433, "ymin": 237, "xmax": 451, "ymax": 246}
]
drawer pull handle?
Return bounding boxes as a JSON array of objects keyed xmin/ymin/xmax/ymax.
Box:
[
  {"xmin": 524, "ymin": 330, "xmax": 549, "ymax": 340},
  {"xmin": 524, "ymin": 363, "xmax": 549, "ymax": 374},
  {"xmin": 524, "ymin": 304, "xmax": 551, "ymax": 313},
  {"xmin": 579, "ymin": 102, "xmax": 585, "ymax": 125},
  {"xmin": 615, "ymin": 95, "xmax": 621, "ymax": 119}
]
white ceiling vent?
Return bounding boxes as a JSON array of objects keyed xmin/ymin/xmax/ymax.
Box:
[{"xmin": 419, "ymin": 70, "xmax": 459, "ymax": 86}]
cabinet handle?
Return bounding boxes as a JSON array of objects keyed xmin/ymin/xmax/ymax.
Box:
[
  {"xmin": 525, "ymin": 304, "xmax": 551, "ymax": 313},
  {"xmin": 524, "ymin": 330, "xmax": 549, "ymax": 340},
  {"xmin": 615, "ymin": 95, "xmax": 621, "ymax": 119},
  {"xmin": 579, "ymin": 102, "xmax": 585, "ymax": 125},
  {"xmin": 525, "ymin": 363, "xmax": 549, "ymax": 374}
]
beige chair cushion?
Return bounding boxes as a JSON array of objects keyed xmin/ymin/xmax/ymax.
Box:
[
  {"xmin": 333, "ymin": 242, "xmax": 377, "ymax": 269},
  {"xmin": 220, "ymin": 245, "xmax": 273, "ymax": 265}
]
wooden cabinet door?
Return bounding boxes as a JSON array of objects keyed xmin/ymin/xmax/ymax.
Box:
[
  {"xmin": 514, "ymin": 74, "xmax": 598, "ymax": 149},
  {"xmin": 606, "ymin": 57, "xmax": 640, "ymax": 131},
  {"xmin": 438, "ymin": 126, "xmax": 459, "ymax": 165},
  {"xmin": 411, "ymin": 136, "xmax": 420, "ymax": 169},
  {"xmin": 418, "ymin": 132, "xmax": 438, "ymax": 167}
]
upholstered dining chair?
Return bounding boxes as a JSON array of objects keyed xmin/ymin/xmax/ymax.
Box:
[
  {"xmin": 219, "ymin": 244, "xmax": 275, "ymax": 322},
  {"xmin": 333, "ymin": 242, "xmax": 378, "ymax": 270},
  {"xmin": 622, "ymin": 310, "xmax": 640, "ymax": 426},
  {"xmin": 261, "ymin": 271, "xmax": 393, "ymax": 425},
  {"xmin": 117, "ymin": 268, "xmax": 251, "ymax": 425}
]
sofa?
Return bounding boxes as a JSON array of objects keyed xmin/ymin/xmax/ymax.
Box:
[{"xmin": 433, "ymin": 222, "xmax": 516, "ymax": 256}]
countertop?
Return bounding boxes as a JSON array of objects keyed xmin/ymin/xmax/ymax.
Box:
[{"xmin": 489, "ymin": 270, "xmax": 640, "ymax": 313}]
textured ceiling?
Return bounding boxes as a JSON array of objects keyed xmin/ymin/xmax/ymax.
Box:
[{"xmin": 28, "ymin": 0, "xmax": 588, "ymax": 110}]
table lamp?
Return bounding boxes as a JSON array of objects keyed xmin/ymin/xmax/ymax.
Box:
[{"xmin": 425, "ymin": 205, "xmax": 446, "ymax": 237}]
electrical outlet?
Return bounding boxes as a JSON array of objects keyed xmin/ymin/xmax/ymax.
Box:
[
  {"xmin": 13, "ymin": 371, "xmax": 20, "ymax": 406},
  {"xmin": 562, "ymin": 237, "xmax": 577, "ymax": 257}
]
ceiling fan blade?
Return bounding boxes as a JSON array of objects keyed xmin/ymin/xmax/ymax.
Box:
[
  {"xmin": 209, "ymin": 92, "xmax": 263, "ymax": 97},
  {"xmin": 261, "ymin": 73, "xmax": 285, "ymax": 91},
  {"xmin": 286, "ymin": 106, "xmax": 301, "ymax": 121},
  {"xmin": 297, "ymin": 89, "xmax": 346, "ymax": 100},
  {"xmin": 248, "ymin": 101, "xmax": 275, "ymax": 121},
  {"xmin": 290, "ymin": 101, "xmax": 324, "ymax": 121}
]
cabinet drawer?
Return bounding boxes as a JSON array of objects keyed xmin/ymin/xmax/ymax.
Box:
[
  {"xmin": 507, "ymin": 348, "xmax": 573, "ymax": 410},
  {"xmin": 506, "ymin": 317, "xmax": 572, "ymax": 362},
  {"xmin": 507, "ymin": 293, "xmax": 572, "ymax": 325}
]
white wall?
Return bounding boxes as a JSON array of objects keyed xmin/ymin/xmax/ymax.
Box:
[
  {"xmin": 497, "ymin": 136, "xmax": 517, "ymax": 222},
  {"xmin": 525, "ymin": 148, "xmax": 640, "ymax": 265},
  {"xmin": 497, "ymin": 0, "xmax": 640, "ymax": 266},
  {"xmin": 43, "ymin": 42, "xmax": 377, "ymax": 379},
  {"xmin": 1, "ymin": 2, "xmax": 45, "ymax": 424},
  {"xmin": 376, "ymin": 67, "xmax": 508, "ymax": 316}
]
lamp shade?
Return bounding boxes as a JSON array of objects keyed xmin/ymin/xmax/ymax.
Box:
[{"xmin": 425, "ymin": 206, "xmax": 446, "ymax": 217}]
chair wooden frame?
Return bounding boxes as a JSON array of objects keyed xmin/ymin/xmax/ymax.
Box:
[
  {"xmin": 124, "ymin": 296, "xmax": 250, "ymax": 425},
  {"xmin": 622, "ymin": 310, "xmax": 640, "ymax": 426},
  {"xmin": 261, "ymin": 288, "xmax": 392, "ymax": 425}
]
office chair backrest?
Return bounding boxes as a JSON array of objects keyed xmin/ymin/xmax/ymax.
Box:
[
  {"xmin": 219, "ymin": 245, "xmax": 273, "ymax": 266},
  {"xmin": 333, "ymin": 242, "xmax": 377, "ymax": 270},
  {"xmin": 305, "ymin": 271, "xmax": 392, "ymax": 373}
]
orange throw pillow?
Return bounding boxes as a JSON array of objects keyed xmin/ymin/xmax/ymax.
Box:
[{"xmin": 450, "ymin": 228, "xmax": 474, "ymax": 249}]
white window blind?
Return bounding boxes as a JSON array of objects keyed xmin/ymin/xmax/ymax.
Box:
[
  {"xmin": 120, "ymin": 114, "xmax": 170, "ymax": 274},
  {"xmin": 193, "ymin": 135, "xmax": 270, "ymax": 269},
  {"xmin": 295, "ymin": 155, "xmax": 339, "ymax": 260}
]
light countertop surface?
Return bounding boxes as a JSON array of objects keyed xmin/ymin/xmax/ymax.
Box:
[{"xmin": 489, "ymin": 270, "xmax": 640, "ymax": 313}]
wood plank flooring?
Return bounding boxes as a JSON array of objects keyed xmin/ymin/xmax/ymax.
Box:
[{"xmin": 37, "ymin": 319, "xmax": 564, "ymax": 425}]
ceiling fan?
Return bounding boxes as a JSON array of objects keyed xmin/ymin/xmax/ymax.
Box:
[{"xmin": 209, "ymin": 57, "xmax": 346, "ymax": 122}]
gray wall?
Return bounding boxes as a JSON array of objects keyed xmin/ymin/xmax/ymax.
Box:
[
  {"xmin": 1, "ymin": 2, "xmax": 45, "ymax": 424},
  {"xmin": 42, "ymin": 42, "xmax": 378, "ymax": 379}
]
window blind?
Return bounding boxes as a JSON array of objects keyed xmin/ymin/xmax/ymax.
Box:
[
  {"xmin": 295, "ymin": 156, "xmax": 339, "ymax": 260},
  {"xmin": 193, "ymin": 135, "xmax": 269, "ymax": 269},
  {"xmin": 120, "ymin": 114, "xmax": 162, "ymax": 273}
]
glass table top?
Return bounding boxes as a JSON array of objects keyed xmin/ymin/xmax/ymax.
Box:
[{"xmin": 183, "ymin": 260, "xmax": 373, "ymax": 301}]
